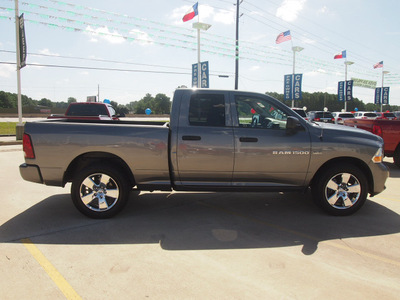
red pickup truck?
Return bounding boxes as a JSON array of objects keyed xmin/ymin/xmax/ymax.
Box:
[
  {"xmin": 344, "ymin": 118, "xmax": 400, "ymax": 167},
  {"xmin": 48, "ymin": 102, "xmax": 120, "ymax": 120}
]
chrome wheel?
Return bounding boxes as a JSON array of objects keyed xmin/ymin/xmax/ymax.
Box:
[
  {"xmin": 71, "ymin": 164, "xmax": 130, "ymax": 218},
  {"xmin": 79, "ymin": 173, "xmax": 120, "ymax": 212},
  {"xmin": 313, "ymin": 164, "xmax": 368, "ymax": 216},
  {"xmin": 325, "ymin": 172, "xmax": 361, "ymax": 210}
]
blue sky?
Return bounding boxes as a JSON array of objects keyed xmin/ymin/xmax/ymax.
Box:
[{"xmin": 1, "ymin": 0, "xmax": 399, "ymax": 108}]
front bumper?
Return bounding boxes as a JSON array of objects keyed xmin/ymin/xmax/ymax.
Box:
[{"xmin": 369, "ymin": 162, "xmax": 389, "ymax": 196}]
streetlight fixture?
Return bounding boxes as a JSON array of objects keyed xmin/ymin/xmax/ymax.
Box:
[
  {"xmin": 192, "ymin": 22, "xmax": 211, "ymax": 88},
  {"xmin": 291, "ymin": 46, "xmax": 304, "ymax": 108},
  {"xmin": 344, "ymin": 61, "xmax": 354, "ymax": 112}
]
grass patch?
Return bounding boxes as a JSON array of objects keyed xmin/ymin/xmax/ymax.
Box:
[{"xmin": 0, "ymin": 122, "xmax": 19, "ymax": 135}]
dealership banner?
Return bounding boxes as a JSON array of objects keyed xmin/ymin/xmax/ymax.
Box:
[
  {"xmin": 338, "ymin": 81, "xmax": 345, "ymax": 101},
  {"xmin": 18, "ymin": 13, "xmax": 27, "ymax": 69},
  {"xmin": 284, "ymin": 74, "xmax": 302, "ymax": 100},
  {"xmin": 284, "ymin": 74, "xmax": 292, "ymax": 100},
  {"xmin": 345, "ymin": 80, "xmax": 353, "ymax": 101},
  {"xmin": 374, "ymin": 87, "xmax": 382, "ymax": 104},
  {"xmin": 382, "ymin": 87, "xmax": 390, "ymax": 104},
  {"xmin": 192, "ymin": 61, "xmax": 209, "ymax": 88},
  {"xmin": 293, "ymin": 74, "xmax": 302, "ymax": 100},
  {"xmin": 351, "ymin": 77, "xmax": 377, "ymax": 89}
]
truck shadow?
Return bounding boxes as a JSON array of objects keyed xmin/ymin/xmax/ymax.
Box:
[
  {"xmin": 384, "ymin": 161, "xmax": 400, "ymax": 178},
  {"xmin": 1, "ymin": 190, "xmax": 399, "ymax": 255}
]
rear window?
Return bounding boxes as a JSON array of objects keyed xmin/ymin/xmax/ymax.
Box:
[
  {"xmin": 315, "ymin": 112, "xmax": 333, "ymax": 118},
  {"xmin": 189, "ymin": 94, "xmax": 226, "ymax": 127},
  {"xmin": 364, "ymin": 113, "xmax": 377, "ymax": 117},
  {"xmin": 383, "ymin": 113, "xmax": 395, "ymax": 118},
  {"xmin": 67, "ymin": 104, "xmax": 109, "ymax": 116},
  {"xmin": 292, "ymin": 109, "xmax": 306, "ymax": 117},
  {"xmin": 339, "ymin": 113, "xmax": 354, "ymax": 118}
]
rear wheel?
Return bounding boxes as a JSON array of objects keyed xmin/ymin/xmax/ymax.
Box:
[
  {"xmin": 71, "ymin": 164, "xmax": 130, "ymax": 218},
  {"xmin": 312, "ymin": 164, "xmax": 368, "ymax": 216}
]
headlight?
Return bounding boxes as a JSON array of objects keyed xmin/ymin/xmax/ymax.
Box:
[{"xmin": 372, "ymin": 147, "xmax": 384, "ymax": 163}]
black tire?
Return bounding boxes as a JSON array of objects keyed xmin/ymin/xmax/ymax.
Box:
[
  {"xmin": 71, "ymin": 164, "xmax": 130, "ymax": 218},
  {"xmin": 312, "ymin": 164, "xmax": 368, "ymax": 216},
  {"xmin": 393, "ymin": 147, "xmax": 400, "ymax": 168}
]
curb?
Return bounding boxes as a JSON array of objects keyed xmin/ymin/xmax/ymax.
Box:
[{"xmin": 0, "ymin": 141, "xmax": 22, "ymax": 146}]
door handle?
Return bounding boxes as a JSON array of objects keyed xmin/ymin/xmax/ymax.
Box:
[
  {"xmin": 182, "ymin": 135, "xmax": 201, "ymax": 141},
  {"xmin": 239, "ymin": 137, "xmax": 258, "ymax": 143}
]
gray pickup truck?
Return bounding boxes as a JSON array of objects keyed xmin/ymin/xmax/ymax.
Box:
[{"xmin": 20, "ymin": 89, "xmax": 388, "ymax": 218}]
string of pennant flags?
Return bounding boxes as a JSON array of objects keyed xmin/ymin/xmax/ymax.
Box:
[{"xmin": 1, "ymin": 0, "xmax": 399, "ymax": 90}]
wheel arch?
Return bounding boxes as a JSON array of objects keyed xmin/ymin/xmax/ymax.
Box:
[
  {"xmin": 63, "ymin": 151, "xmax": 136, "ymax": 187},
  {"xmin": 310, "ymin": 157, "xmax": 374, "ymax": 194}
]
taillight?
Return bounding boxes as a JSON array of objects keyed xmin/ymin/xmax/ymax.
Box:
[
  {"xmin": 338, "ymin": 118, "xmax": 343, "ymax": 121},
  {"xmin": 372, "ymin": 125, "xmax": 383, "ymax": 137},
  {"xmin": 23, "ymin": 133, "xmax": 35, "ymax": 159},
  {"xmin": 314, "ymin": 118, "xmax": 320, "ymax": 121}
]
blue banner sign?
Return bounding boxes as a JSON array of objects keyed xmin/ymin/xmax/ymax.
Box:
[
  {"xmin": 374, "ymin": 87, "xmax": 382, "ymax": 104},
  {"xmin": 201, "ymin": 61, "xmax": 209, "ymax": 88},
  {"xmin": 192, "ymin": 63, "xmax": 198, "ymax": 88},
  {"xmin": 192, "ymin": 61, "xmax": 209, "ymax": 88},
  {"xmin": 284, "ymin": 74, "xmax": 292, "ymax": 100},
  {"xmin": 382, "ymin": 87, "xmax": 390, "ymax": 104},
  {"xmin": 345, "ymin": 80, "xmax": 353, "ymax": 101},
  {"xmin": 338, "ymin": 81, "xmax": 345, "ymax": 101},
  {"xmin": 293, "ymin": 74, "xmax": 302, "ymax": 100}
]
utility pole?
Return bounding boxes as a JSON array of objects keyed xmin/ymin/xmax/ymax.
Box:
[{"xmin": 234, "ymin": 0, "xmax": 242, "ymax": 90}]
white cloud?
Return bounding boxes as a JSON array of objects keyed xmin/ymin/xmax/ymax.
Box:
[
  {"xmin": 317, "ymin": 6, "xmax": 328, "ymax": 15},
  {"xmin": 86, "ymin": 26, "xmax": 125, "ymax": 44},
  {"xmin": 128, "ymin": 29, "xmax": 154, "ymax": 46},
  {"xmin": 213, "ymin": 8, "xmax": 235, "ymax": 25},
  {"xmin": 250, "ymin": 66, "xmax": 261, "ymax": 71},
  {"xmin": 39, "ymin": 48, "xmax": 60, "ymax": 56},
  {"xmin": 276, "ymin": 0, "xmax": 306, "ymax": 22},
  {"xmin": 0, "ymin": 64, "xmax": 15, "ymax": 78}
]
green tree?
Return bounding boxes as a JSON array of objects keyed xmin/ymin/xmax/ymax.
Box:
[
  {"xmin": 154, "ymin": 93, "xmax": 171, "ymax": 114},
  {"xmin": 38, "ymin": 98, "xmax": 53, "ymax": 107},
  {"xmin": 0, "ymin": 91, "xmax": 15, "ymax": 108},
  {"xmin": 68, "ymin": 97, "xmax": 77, "ymax": 103}
]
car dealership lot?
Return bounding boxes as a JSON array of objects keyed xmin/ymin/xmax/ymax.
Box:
[{"xmin": 1, "ymin": 145, "xmax": 400, "ymax": 299}]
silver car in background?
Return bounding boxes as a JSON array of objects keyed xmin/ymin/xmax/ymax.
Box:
[{"xmin": 332, "ymin": 112, "xmax": 355, "ymax": 125}]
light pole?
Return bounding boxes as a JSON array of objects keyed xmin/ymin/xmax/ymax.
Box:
[
  {"xmin": 192, "ymin": 22, "xmax": 211, "ymax": 88},
  {"xmin": 381, "ymin": 70, "xmax": 390, "ymax": 112},
  {"xmin": 291, "ymin": 46, "xmax": 304, "ymax": 108},
  {"xmin": 344, "ymin": 61, "xmax": 354, "ymax": 112}
]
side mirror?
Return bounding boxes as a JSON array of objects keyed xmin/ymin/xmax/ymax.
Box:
[{"xmin": 286, "ymin": 116, "xmax": 304, "ymax": 135}]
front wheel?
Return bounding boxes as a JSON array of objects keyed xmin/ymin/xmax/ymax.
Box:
[
  {"xmin": 312, "ymin": 165, "xmax": 368, "ymax": 216},
  {"xmin": 71, "ymin": 164, "xmax": 130, "ymax": 218}
]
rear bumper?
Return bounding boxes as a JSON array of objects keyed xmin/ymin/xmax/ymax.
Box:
[{"xmin": 19, "ymin": 163, "xmax": 43, "ymax": 184}]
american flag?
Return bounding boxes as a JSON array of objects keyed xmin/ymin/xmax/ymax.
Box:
[
  {"xmin": 276, "ymin": 30, "xmax": 291, "ymax": 44},
  {"xmin": 373, "ymin": 61, "xmax": 383, "ymax": 69}
]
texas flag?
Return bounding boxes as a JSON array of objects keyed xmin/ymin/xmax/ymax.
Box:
[
  {"xmin": 334, "ymin": 50, "xmax": 346, "ymax": 59},
  {"xmin": 182, "ymin": 2, "xmax": 198, "ymax": 22}
]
